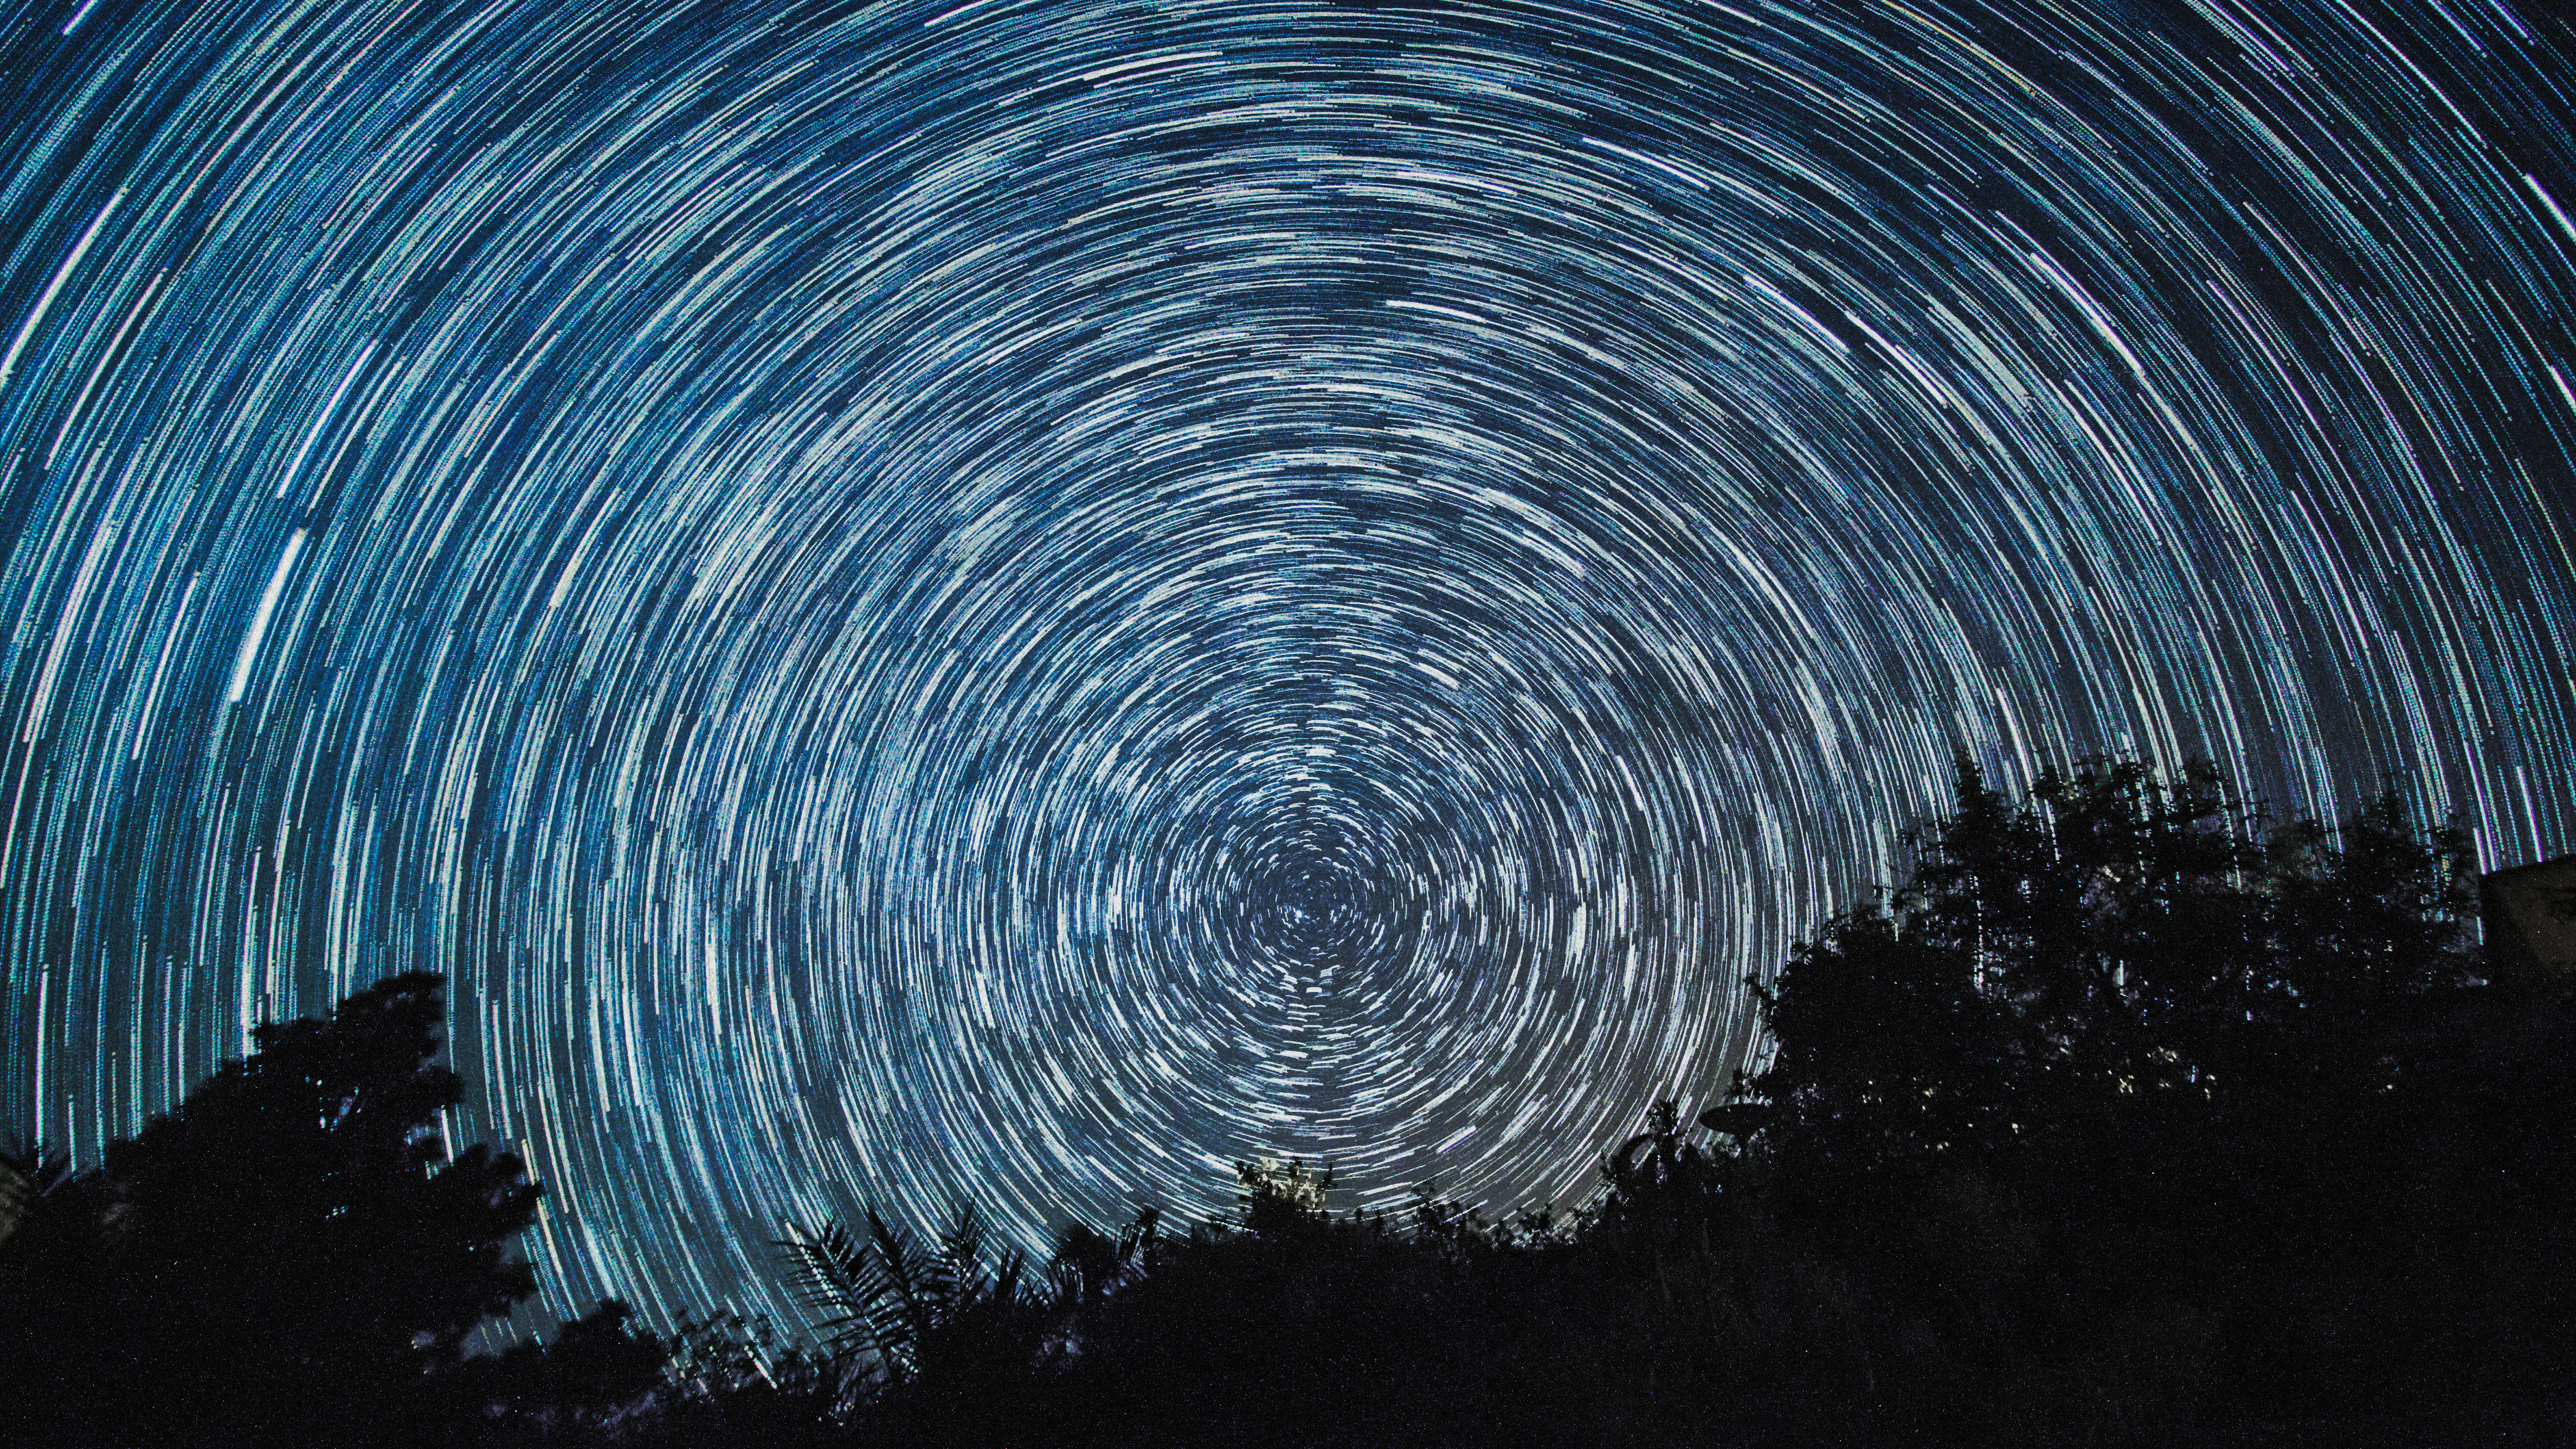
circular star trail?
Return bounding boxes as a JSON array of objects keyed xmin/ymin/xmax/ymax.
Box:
[{"xmin": 2, "ymin": 0, "xmax": 2571, "ymax": 1334}]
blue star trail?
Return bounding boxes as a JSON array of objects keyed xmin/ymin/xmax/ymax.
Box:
[{"xmin": 1, "ymin": 0, "xmax": 2570, "ymax": 1337}]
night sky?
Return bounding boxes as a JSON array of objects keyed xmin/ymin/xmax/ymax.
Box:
[{"xmin": 1, "ymin": 0, "xmax": 2569, "ymax": 1336}]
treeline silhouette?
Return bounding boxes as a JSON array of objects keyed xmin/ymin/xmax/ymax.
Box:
[{"xmin": 6, "ymin": 759, "xmax": 2572, "ymax": 1446}]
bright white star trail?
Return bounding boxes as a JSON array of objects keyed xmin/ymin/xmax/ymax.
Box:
[{"xmin": 2, "ymin": 0, "xmax": 2570, "ymax": 1336}]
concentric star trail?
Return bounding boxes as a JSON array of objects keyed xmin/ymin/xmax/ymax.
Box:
[{"xmin": 2, "ymin": 0, "xmax": 2569, "ymax": 1335}]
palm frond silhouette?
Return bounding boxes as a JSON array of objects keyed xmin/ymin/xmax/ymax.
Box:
[{"xmin": 779, "ymin": 1198, "xmax": 1041, "ymax": 1406}]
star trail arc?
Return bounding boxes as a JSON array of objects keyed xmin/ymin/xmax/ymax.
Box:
[{"xmin": 1, "ymin": 0, "xmax": 2570, "ymax": 1335}]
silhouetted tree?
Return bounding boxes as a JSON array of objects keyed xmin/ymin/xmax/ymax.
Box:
[
  {"xmin": 0, "ymin": 974, "xmax": 564, "ymax": 1447},
  {"xmin": 1714, "ymin": 758, "xmax": 2564, "ymax": 1439},
  {"xmin": 1231, "ymin": 1154, "xmax": 1335, "ymax": 1239}
]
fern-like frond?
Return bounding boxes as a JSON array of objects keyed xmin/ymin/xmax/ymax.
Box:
[
  {"xmin": 933, "ymin": 1197, "xmax": 990, "ymax": 1310},
  {"xmin": 777, "ymin": 1219, "xmax": 881, "ymax": 1366}
]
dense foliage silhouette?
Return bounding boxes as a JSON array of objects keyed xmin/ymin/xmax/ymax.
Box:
[
  {"xmin": 8, "ymin": 759, "xmax": 2569, "ymax": 1446},
  {"xmin": 1712, "ymin": 761, "xmax": 2574, "ymax": 1441},
  {"xmin": 0, "ymin": 973, "xmax": 659, "ymax": 1446}
]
